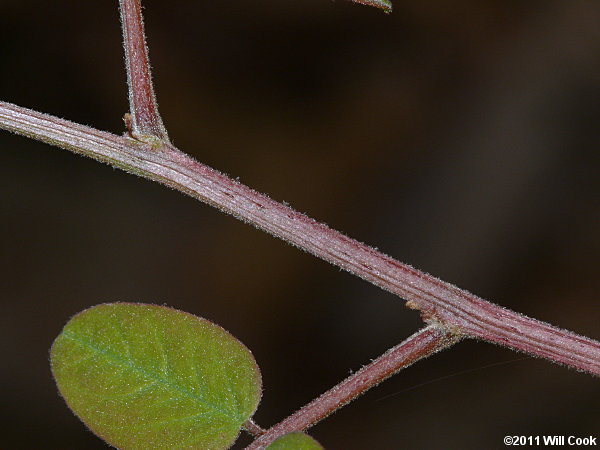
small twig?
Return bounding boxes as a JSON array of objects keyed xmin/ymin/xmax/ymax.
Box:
[
  {"xmin": 349, "ymin": 0, "xmax": 393, "ymax": 13},
  {"xmin": 246, "ymin": 326, "xmax": 455, "ymax": 449},
  {"xmin": 0, "ymin": 100, "xmax": 599, "ymax": 376},
  {"xmin": 243, "ymin": 419, "xmax": 266, "ymax": 438},
  {"xmin": 119, "ymin": 0, "xmax": 169, "ymax": 142}
]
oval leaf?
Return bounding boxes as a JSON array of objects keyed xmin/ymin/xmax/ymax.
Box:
[
  {"xmin": 50, "ymin": 303, "xmax": 262, "ymax": 449},
  {"xmin": 266, "ymin": 432, "xmax": 324, "ymax": 450}
]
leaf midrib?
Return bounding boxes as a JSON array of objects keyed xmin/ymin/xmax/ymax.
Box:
[{"xmin": 62, "ymin": 330, "xmax": 242, "ymax": 423}]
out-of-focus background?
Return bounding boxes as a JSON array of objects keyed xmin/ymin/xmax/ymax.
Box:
[{"xmin": 1, "ymin": 1, "xmax": 599, "ymax": 449}]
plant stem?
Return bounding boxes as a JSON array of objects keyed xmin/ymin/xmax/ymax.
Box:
[
  {"xmin": 349, "ymin": 0, "xmax": 393, "ymax": 13},
  {"xmin": 119, "ymin": 0, "xmax": 169, "ymax": 142},
  {"xmin": 1, "ymin": 100, "xmax": 599, "ymax": 376},
  {"xmin": 243, "ymin": 419, "xmax": 266, "ymax": 438},
  {"xmin": 246, "ymin": 325, "xmax": 455, "ymax": 449}
]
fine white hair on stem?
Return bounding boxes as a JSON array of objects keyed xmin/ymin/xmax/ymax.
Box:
[{"xmin": 119, "ymin": 0, "xmax": 169, "ymax": 142}]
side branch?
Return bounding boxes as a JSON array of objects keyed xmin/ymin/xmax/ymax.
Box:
[
  {"xmin": 1, "ymin": 101, "xmax": 599, "ymax": 376},
  {"xmin": 349, "ymin": 0, "xmax": 393, "ymax": 13},
  {"xmin": 246, "ymin": 325, "xmax": 455, "ymax": 449},
  {"xmin": 119, "ymin": 0, "xmax": 169, "ymax": 142}
]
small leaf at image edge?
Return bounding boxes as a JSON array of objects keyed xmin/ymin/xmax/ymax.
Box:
[{"xmin": 266, "ymin": 432, "xmax": 324, "ymax": 450}]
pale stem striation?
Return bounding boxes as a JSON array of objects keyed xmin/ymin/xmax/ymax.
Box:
[{"xmin": 1, "ymin": 101, "xmax": 599, "ymax": 377}]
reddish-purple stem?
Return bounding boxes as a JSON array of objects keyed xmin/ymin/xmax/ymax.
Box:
[
  {"xmin": 119, "ymin": 0, "xmax": 169, "ymax": 142},
  {"xmin": 243, "ymin": 419, "xmax": 266, "ymax": 438},
  {"xmin": 3, "ymin": 1, "xmax": 597, "ymax": 446},
  {"xmin": 349, "ymin": 0, "xmax": 393, "ymax": 13},
  {"xmin": 246, "ymin": 326, "xmax": 454, "ymax": 449},
  {"xmin": 0, "ymin": 102, "xmax": 600, "ymax": 375},
  {"xmin": 0, "ymin": 100, "xmax": 599, "ymax": 376}
]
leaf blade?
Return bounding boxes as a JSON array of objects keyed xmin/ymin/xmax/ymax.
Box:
[
  {"xmin": 51, "ymin": 303, "xmax": 262, "ymax": 449},
  {"xmin": 266, "ymin": 432, "xmax": 324, "ymax": 450}
]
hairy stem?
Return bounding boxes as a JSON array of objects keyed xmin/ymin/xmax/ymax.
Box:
[
  {"xmin": 119, "ymin": 0, "xmax": 169, "ymax": 142},
  {"xmin": 349, "ymin": 0, "xmax": 393, "ymax": 13},
  {"xmin": 243, "ymin": 419, "xmax": 265, "ymax": 438},
  {"xmin": 1, "ymin": 101, "xmax": 599, "ymax": 376},
  {"xmin": 246, "ymin": 325, "xmax": 455, "ymax": 449}
]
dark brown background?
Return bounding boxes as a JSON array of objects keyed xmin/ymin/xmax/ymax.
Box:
[{"xmin": 1, "ymin": 1, "xmax": 599, "ymax": 449}]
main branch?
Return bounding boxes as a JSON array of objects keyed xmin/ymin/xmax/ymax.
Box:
[{"xmin": 1, "ymin": 100, "xmax": 599, "ymax": 376}]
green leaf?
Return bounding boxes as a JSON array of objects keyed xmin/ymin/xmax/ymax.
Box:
[
  {"xmin": 266, "ymin": 432, "xmax": 324, "ymax": 450},
  {"xmin": 50, "ymin": 303, "xmax": 262, "ymax": 449}
]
